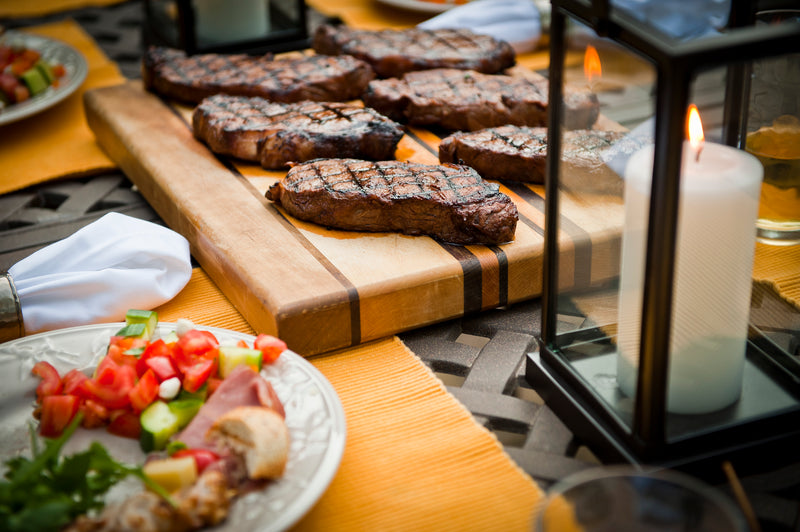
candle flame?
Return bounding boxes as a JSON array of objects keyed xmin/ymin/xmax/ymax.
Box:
[
  {"xmin": 687, "ymin": 104, "xmax": 705, "ymax": 161},
  {"xmin": 584, "ymin": 45, "xmax": 602, "ymax": 83}
]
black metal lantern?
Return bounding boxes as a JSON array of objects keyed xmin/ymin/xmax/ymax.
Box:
[
  {"xmin": 142, "ymin": 0, "xmax": 309, "ymax": 55},
  {"xmin": 526, "ymin": 0, "xmax": 800, "ymax": 479}
]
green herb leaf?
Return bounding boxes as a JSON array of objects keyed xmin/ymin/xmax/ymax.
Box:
[{"xmin": 0, "ymin": 415, "xmax": 173, "ymax": 530}]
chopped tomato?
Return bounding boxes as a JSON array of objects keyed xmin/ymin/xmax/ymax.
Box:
[
  {"xmin": 107, "ymin": 410, "xmax": 141, "ymax": 439},
  {"xmin": 81, "ymin": 359, "xmax": 137, "ymax": 410},
  {"xmin": 175, "ymin": 329, "xmax": 219, "ymax": 365},
  {"xmin": 106, "ymin": 337, "xmax": 145, "ymax": 368},
  {"xmin": 129, "ymin": 369, "xmax": 160, "ymax": 413},
  {"xmin": 171, "ymin": 449, "xmax": 220, "ymax": 473},
  {"xmin": 79, "ymin": 399, "xmax": 109, "ymax": 429},
  {"xmin": 144, "ymin": 356, "xmax": 178, "ymax": 382},
  {"xmin": 39, "ymin": 395, "xmax": 80, "ymax": 438},
  {"xmin": 174, "ymin": 329, "xmax": 219, "ymax": 392},
  {"xmin": 181, "ymin": 357, "xmax": 217, "ymax": 393},
  {"xmin": 135, "ymin": 338, "xmax": 173, "ymax": 377},
  {"xmin": 13, "ymin": 84, "xmax": 29, "ymax": 103},
  {"xmin": 254, "ymin": 334, "xmax": 287, "ymax": 364},
  {"xmin": 31, "ymin": 361, "xmax": 63, "ymax": 402},
  {"xmin": 62, "ymin": 369, "xmax": 89, "ymax": 397}
]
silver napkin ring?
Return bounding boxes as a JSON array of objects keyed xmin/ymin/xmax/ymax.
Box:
[{"xmin": 0, "ymin": 272, "xmax": 24, "ymax": 343}]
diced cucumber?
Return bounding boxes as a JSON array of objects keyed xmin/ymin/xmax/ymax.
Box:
[
  {"xmin": 21, "ymin": 66, "xmax": 48, "ymax": 95},
  {"xmin": 166, "ymin": 440, "xmax": 188, "ymax": 456},
  {"xmin": 35, "ymin": 60, "xmax": 56, "ymax": 84},
  {"xmin": 177, "ymin": 382, "xmax": 208, "ymax": 402},
  {"xmin": 218, "ymin": 345, "xmax": 263, "ymax": 378},
  {"xmin": 125, "ymin": 309, "xmax": 159, "ymax": 340},
  {"xmin": 168, "ymin": 398, "xmax": 203, "ymax": 429},
  {"xmin": 140, "ymin": 400, "xmax": 181, "ymax": 452},
  {"xmin": 115, "ymin": 322, "xmax": 147, "ymax": 338}
]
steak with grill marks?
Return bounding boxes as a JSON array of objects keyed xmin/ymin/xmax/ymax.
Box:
[
  {"xmin": 439, "ymin": 126, "xmax": 628, "ymax": 189},
  {"xmin": 312, "ymin": 24, "xmax": 516, "ymax": 78},
  {"xmin": 143, "ymin": 46, "xmax": 375, "ymax": 104},
  {"xmin": 362, "ymin": 68, "xmax": 599, "ymax": 131},
  {"xmin": 265, "ymin": 158, "xmax": 518, "ymax": 245},
  {"xmin": 193, "ymin": 95, "xmax": 404, "ymax": 168}
]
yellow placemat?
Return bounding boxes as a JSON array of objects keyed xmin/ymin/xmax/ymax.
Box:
[
  {"xmin": 155, "ymin": 268, "xmax": 545, "ymax": 531},
  {"xmin": 0, "ymin": 20, "xmax": 124, "ymax": 195},
  {"xmin": 307, "ymin": 0, "xmax": 431, "ymax": 30},
  {"xmin": 0, "ymin": 0, "xmax": 126, "ymax": 18},
  {"xmin": 753, "ymin": 242, "xmax": 800, "ymax": 310}
]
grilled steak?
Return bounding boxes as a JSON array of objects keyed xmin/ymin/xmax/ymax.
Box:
[
  {"xmin": 362, "ymin": 68, "xmax": 599, "ymax": 131},
  {"xmin": 143, "ymin": 46, "xmax": 374, "ymax": 104},
  {"xmin": 312, "ymin": 24, "xmax": 516, "ymax": 78},
  {"xmin": 265, "ymin": 158, "xmax": 518, "ymax": 245},
  {"xmin": 193, "ymin": 95, "xmax": 404, "ymax": 168},
  {"xmin": 439, "ymin": 126, "xmax": 627, "ymax": 188}
]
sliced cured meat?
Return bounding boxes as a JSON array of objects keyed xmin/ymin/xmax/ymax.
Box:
[
  {"xmin": 143, "ymin": 46, "xmax": 374, "ymax": 104},
  {"xmin": 439, "ymin": 126, "xmax": 627, "ymax": 186},
  {"xmin": 312, "ymin": 24, "xmax": 516, "ymax": 78},
  {"xmin": 192, "ymin": 95, "xmax": 404, "ymax": 168},
  {"xmin": 362, "ymin": 68, "xmax": 599, "ymax": 132},
  {"xmin": 265, "ymin": 158, "xmax": 518, "ymax": 245},
  {"xmin": 176, "ymin": 365, "xmax": 284, "ymax": 450}
]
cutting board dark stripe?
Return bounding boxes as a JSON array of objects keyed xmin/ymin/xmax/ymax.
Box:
[
  {"xmin": 504, "ymin": 183, "xmax": 546, "ymax": 237},
  {"xmin": 405, "ymin": 128, "xmax": 439, "ymax": 158},
  {"xmin": 441, "ymin": 244, "xmax": 484, "ymax": 314},
  {"xmin": 270, "ymin": 207, "xmax": 363, "ymax": 345},
  {"xmin": 490, "ymin": 245, "xmax": 509, "ymax": 307}
]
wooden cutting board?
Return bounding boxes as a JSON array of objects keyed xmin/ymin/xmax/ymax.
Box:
[{"xmin": 84, "ymin": 80, "xmax": 625, "ymax": 356}]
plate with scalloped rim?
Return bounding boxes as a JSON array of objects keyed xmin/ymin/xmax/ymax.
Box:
[
  {"xmin": 0, "ymin": 322, "xmax": 346, "ymax": 531},
  {"xmin": 0, "ymin": 30, "xmax": 88, "ymax": 126}
]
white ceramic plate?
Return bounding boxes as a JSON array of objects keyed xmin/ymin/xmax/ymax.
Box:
[
  {"xmin": 0, "ymin": 322, "xmax": 346, "ymax": 532},
  {"xmin": 375, "ymin": 0, "xmax": 471, "ymax": 14},
  {"xmin": 0, "ymin": 30, "xmax": 88, "ymax": 126}
]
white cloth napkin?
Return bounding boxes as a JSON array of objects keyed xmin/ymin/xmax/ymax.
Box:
[
  {"xmin": 8, "ymin": 212, "xmax": 192, "ymax": 334},
  {"xmin": 418, "ymin": 0, "xmax": 543, "ymax": 54}
]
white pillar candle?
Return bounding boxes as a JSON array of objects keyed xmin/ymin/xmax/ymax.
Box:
[
  {"xmin": 616, "ymin": 141, "xmax": 762, "ymax": 414},
  {"xmin": 193, "ymin": 0, "xmax": 270, "ymax": 45}
]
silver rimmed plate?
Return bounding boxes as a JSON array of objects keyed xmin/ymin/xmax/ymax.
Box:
[
  {"xmin": 0, "ymin": 30, "xmax": 89, "ymax": 126},
  {"xmin": 0, "ymin": 322, "xmax": 346, "ymax": 531},
  {"xmin": 375, "ymin": 0, "xmax": 470, "ymax": 14}
]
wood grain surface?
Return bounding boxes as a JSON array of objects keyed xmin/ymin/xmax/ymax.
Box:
[{"xmin": 84, "ymin": 79, "xmax": 624, "ymax": 355}]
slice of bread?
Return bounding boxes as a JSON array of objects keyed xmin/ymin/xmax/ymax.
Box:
[{"xmin": 206, "ymin": 406, "xmax": 289, "ymax": 479}]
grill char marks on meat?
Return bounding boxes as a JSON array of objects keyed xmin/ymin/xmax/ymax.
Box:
[
  {"xmin": 193, "ymin": 95, "xmax": 405, "ymax": 168},
  {"xmin": 312, "ymin": 24, "xmax": 516, "ymax": 78},
  {"xmin": 265, "ymin": 158, "xmax": 518, "ymax": 245},
  {"xmin": 143, "ymin": 46, "xmax": 375, "ymax": 104},
  {"xmin": 440, "ymin": 126, "xmax": 629, "ymax": 193},
  {"xmin": 363, "ymin": 68, "xmax": 599, "ymax": 132},
  {"xmin": 440, "ymin": 126, "xmax": 549, "ymax": 183}
]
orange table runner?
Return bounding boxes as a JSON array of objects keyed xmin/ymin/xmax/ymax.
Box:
[
  {"xmin": 0, "ymin": 0, "xmax": 126, "ymax": 18},
  {"xmin": 155, "ymin": 268, "xmax": 545, "ymax": 531}
]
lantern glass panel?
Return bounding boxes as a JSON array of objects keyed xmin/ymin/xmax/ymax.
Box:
[
  {"xmin": 547, "ymin": 9, "xmax": 800, "ymax": 445},
  {"xmin": 549, "ymin": 19, "xmax": 657, "ymax": 435}
]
